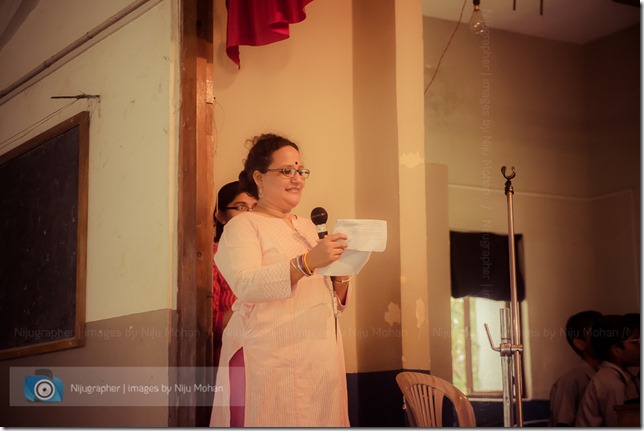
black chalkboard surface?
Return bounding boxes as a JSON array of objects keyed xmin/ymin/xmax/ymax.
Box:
[{"xmin": 0, "ymin": 112, "xmax": 88, "ymax": 359}]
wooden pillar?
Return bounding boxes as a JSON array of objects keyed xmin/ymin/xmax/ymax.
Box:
[{"xmin": 170, "ymin": 0, "xmax": 214, "ymax": 426}]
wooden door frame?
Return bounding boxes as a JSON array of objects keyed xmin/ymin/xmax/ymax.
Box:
[{"xmin": 170, "ymin": 0, "xmax": 214, "ymax": 426}]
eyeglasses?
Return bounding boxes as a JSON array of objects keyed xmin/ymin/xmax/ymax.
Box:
[
  {"xmin": 265, "ymin": 168, "xmax": 310, "ymax": 179},
  {"xmin": 225, "ymin": 204, "xmax": 254, "ymax": 212}
]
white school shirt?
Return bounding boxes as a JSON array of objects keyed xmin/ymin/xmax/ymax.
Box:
[
  {"xmin": 549, "ymin": 360, "xmax": 596, "ymax": 426},
  {"xmin": 576, "ymin": 361, "xmax": 639, "ymax": 427}
]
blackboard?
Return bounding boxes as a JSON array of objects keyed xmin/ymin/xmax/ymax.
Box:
[{"xmin": 0, "ymin": 112, "xmax": 88, "ymax": 359}]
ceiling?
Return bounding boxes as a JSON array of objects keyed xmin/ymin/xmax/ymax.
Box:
[
  {"xmin": 422, "ymin": 0, "xmax": 641, "ymax": 45},
  {"xmin": 1, "ymin": 1, "xmax": 639, "ymax": 49}
]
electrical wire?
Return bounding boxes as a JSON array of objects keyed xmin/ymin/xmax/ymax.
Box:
[{"xmin": 425, "ymin": 0, "xmax": 468, "ymax": 94}]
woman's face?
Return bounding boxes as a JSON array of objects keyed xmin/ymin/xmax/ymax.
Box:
[
  {"xmin": 255, "ymin": 145, "xmax": 306, "ymax": 211},
  {"xmin": 223, "ymin": 192, "xmax": 257, "ymax": 223}
]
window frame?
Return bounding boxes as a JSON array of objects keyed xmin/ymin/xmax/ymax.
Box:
[{"xmin": 453, "ymin": 296, "xmax": 525, "ymax": 398}]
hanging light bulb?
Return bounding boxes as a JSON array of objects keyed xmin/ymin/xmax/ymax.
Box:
[{"xmin": 469, "ymin": 0, "xmax": 487, "ymax": 36}]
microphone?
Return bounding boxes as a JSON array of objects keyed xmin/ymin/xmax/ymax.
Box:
[{"xmin": 310, "ymin": 207, "xmax": 328, "ymax": 239}]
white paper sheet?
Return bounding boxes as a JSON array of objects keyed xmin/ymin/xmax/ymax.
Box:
[{"xmin": 317, "ymin": 219, "xmax": 387, "ymax": 276}]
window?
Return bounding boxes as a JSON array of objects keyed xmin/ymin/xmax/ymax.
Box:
[
  {"xmin": 451, "ymin": 296, "xmax": 507, "ymax": 396},
  {"xmin": 449, "ymin": 230, "xmax": 526, "ymax": 397}
]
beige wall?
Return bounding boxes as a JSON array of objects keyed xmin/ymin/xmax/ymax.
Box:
[
  {"xmin": 0, "ymin": 0, "xmax": 177, "ymax": 425},
  {"xmin": 0, "ymin": 0, "xmax": 429, "ymax": 419},
  {"xmin": 0, "ymin": 0, "xmax": 178, "ymax": 322},
  {"xmin": 4, "ymin": 0, "xmax": 636, "ymax": 420},
  {"xmin": 424, "ymin": 17, "xmax": 640, "ymax": 399},
  {"xmin": 1, "ymin": 310, "xmax": 172, "ymax": 426},
  {"xmin": 212, "ymin": 0, "xmax": 358, "ymax": 371},
  {"xmin": 586, "ymin": 25, "xmax": 641, "ymax": 309},
  {"xmin": 352, "ymin": 0, "xmax": 402, "ymax": 372},
  {"xmin": 212, "ymin": 0, "xmax": 356, "ymax": 212},
  {"xmin": 212, "ymin": 0, "xmax": 428, "ymax": 374},
  {"xmin": 0, "ymin": 0, "xmax": 134, "ymax": 89}
]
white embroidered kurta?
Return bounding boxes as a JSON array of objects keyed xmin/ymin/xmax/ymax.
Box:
[{"xmin": 210, "ymin": 212, "xmax": 350, "ymax": 427}]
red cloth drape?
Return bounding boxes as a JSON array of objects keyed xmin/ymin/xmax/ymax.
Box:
[{"xmin": 226, "ymin": 0, "xmax": 314, "ymax": 68}]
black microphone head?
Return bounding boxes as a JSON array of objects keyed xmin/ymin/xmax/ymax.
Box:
[
  {"xmin": 310, "ymin": 207, "xmax": 328, "ymax": 225},
  {"xmin": 311, "ymin": 207, "xmax": 328, "ymax": 239}
]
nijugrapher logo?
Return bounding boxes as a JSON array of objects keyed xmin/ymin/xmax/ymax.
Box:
[{"xmin": 24, "ymin": 369, "xmax": 64, "ymax": 402}]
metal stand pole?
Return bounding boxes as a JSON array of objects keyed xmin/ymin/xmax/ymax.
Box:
[
  {"xmin": 500, "ymin": 308, "xmax": 514, "ymax": 426},
  {"xmin": 484, "ymin": 166, "xmax": 524, "ymax": 427}
]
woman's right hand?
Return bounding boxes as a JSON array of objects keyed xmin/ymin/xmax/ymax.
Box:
[{"xmin": 305, "ymin": 233, "xmax": 349, "ymax": 271}]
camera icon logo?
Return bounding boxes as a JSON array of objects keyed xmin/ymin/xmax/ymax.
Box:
[{"xmin": 24, "ymin": 369, "xmax": 64, "ymax": 403}]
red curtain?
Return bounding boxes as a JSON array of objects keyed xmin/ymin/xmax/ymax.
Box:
[{"xmin": 226, "ymin": 0, "xmax": 314, "ymax": 68}]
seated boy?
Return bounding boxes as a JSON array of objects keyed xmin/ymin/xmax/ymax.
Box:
[
  {"xmin": 576, "ymin": 314, "xmax": 640, "ymax": 427},
  {"xmin": 549, "ymin": 310, "xmax": 603, "ymax": 426}
]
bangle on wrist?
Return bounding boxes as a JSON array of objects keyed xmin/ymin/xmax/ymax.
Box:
[
  {"xmin": 291, "ymin": 257, "xmax": 309, "ymax": 277},
  {"xmin": 295, "ymin": 254, "xmax": 313, "ymax": 276},
  {"xmin": 301, "ymin": 253, "xmax": 314, "ymax": 276}
]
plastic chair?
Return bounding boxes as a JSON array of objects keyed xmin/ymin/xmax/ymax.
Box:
[{"xmin": 396, "ymin": 371, "xmax": 476, "ymax": 427}]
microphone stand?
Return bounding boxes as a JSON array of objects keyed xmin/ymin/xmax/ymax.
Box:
[{"xmin": 484, "ymin": 166, "xmax": 524, "ymax": 427}]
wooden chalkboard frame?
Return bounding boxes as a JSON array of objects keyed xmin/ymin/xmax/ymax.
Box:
[{"xmin": 0, "ymin": 111, "xmax": 88, "ymax": 360}]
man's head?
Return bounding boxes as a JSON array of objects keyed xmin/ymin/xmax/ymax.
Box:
[
  {"xmin": 590, "ymin": 314, "xmax": 640, "ymax": 368},
  {"xmin": 566, "ymin": 310, "xmax": 603, "ymax": 358}
]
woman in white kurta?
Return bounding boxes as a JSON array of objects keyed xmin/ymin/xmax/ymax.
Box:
[{"xmin": 210, "ymin": 134, "xmax": 352, "ymax": 427}]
